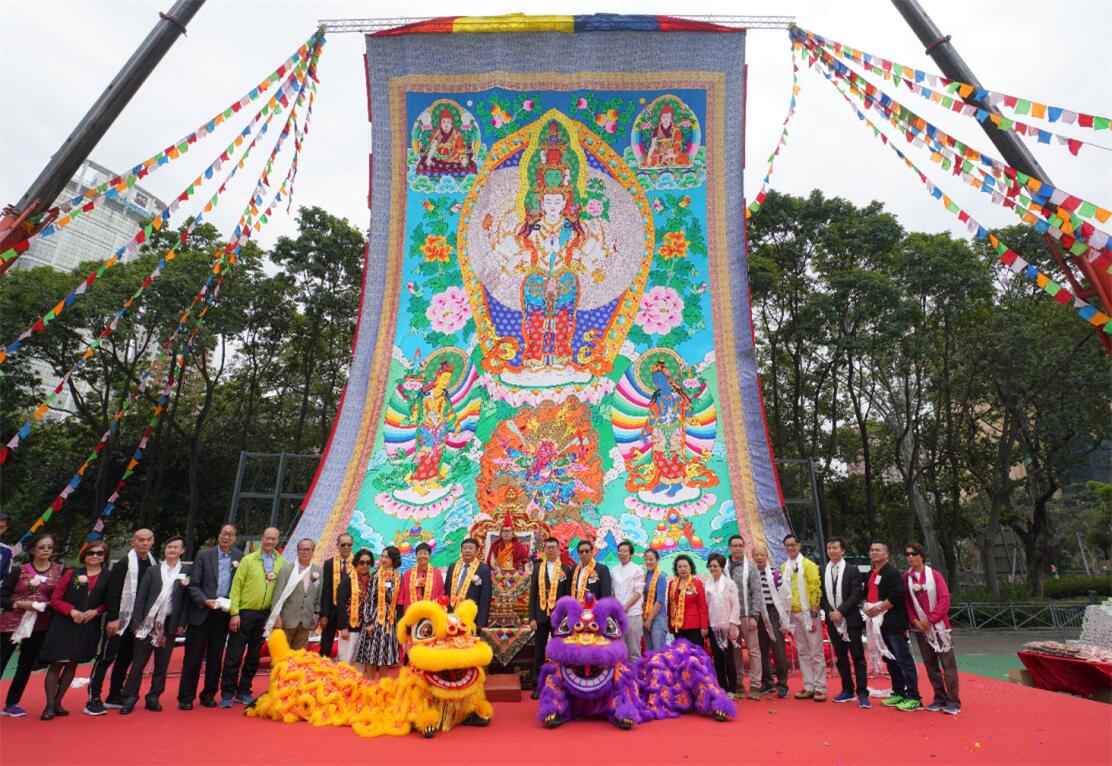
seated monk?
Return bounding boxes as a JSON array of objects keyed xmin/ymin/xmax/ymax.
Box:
[{"xmin": 487, "ymin": 514, "xmax": 531, "ymax": 572}]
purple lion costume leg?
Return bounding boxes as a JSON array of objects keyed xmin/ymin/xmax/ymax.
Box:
[
  {"xmin": 536, "ymin": 596, "xmax": 652, "ymax": 729},
  {"xmin": 637, "ymin": 638, "xmax": 737, "ymax": 722}
]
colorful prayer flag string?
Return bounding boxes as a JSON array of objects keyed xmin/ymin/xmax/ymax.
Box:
[
  {"xmin": 746, "ymin": 38, "xmax": 800, "ymax": 219},
  {"xmin": 14, "ymin": 32, "xmax": 325, "ymax": 556},
  {"xmin": 793, "ymin": 26, "xmax": 1112, "ymax": 138},
  {"xmin": 0, "ymin": 29, "xmax": 325, "ymax": 267},
  {"xmin": 798, "ymin": 41, "xmax": 1111, "ymax": 335},
  {"xmin": 794, "ymin": 34, "xmax": 1112, "ymax": 269}
]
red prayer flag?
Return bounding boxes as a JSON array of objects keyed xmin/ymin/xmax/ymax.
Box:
[{"xmin": 1079, "ymin": 114, "xmax": 1094, "ymax": 128}]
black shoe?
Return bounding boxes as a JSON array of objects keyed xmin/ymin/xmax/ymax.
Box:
[
  {"xmin": 52, "ymin": 704, "xmax": 69, "ymax": 717},
  {"xmin": 40, "ymin": 709, "xmax": 55, "ymax": 721},
  {"xmin": 178, "ymin": 702, "xmax": 193, "ymax": 711},
  {"xmin": 759, "ymin": 684, "xmax": 774, "ymax": 694},
  {"xmin": 145, "ymin": 699, "xmax": 162, "ymax": 712},
  {"xmin": 776, "ymin": 687, "xmax": 789, "ymax": 699},
  {"xmin": 530, "ymin": 689, "xmax": 540, "ymax": 700},
  {"xmin": 83, "ymin": 699, "xmax": 107, "ymax": 716},
  {"xmin": 119, "ymin": 700, "xmax": 137, "ymax": 715},
  {"xmin": 103, "ymin": 696, "xmax": 126, "ymax": 709},
  {"xmin": 199, "ymin": 698, "xmax": 217, "ymax": 709}
]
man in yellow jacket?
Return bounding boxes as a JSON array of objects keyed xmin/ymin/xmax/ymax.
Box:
[
  {"xmin": 780, "ymin": 534, "xmax": 826, "ymax": 702},
  {"xmin": 219, "ymin": 527, "xmax": 286, "ymax": 707}
]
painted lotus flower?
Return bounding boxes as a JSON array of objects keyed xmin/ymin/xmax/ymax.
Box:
[
  {"xmin": 575, "ymin": 97, "xmax": 588, "ymax": 110},
  {"xmin": 585, "ymin": 198, "xmax": 604, "ymax": 217},
  {"xmin": 652, "ymin": 198, "xmax": 664, "ymax": 213},
  {"xmin": 420, "ymin": 234, "xmax": 452, "ymax": 263},
  {"xmin": 522, "ymin": 99, "xmax": 535, "ymax": 111},
  {"xmin": 595, "ymin": 108, "xmax": 620, "ymax": 134},
  {"xmin": 491, "ymin": 103, "xmax": 513, "ymax": 128},
  {"xmin": 427, "ymin": 286, "xmax": 472, "ymax": 334},
  {"xmin": 422, "ymin": 199, "xmax": 434, "ymax": 212},
  {"xmin": 658, "ymin": 230, "xmax": 690, "ymax": 260},
  {"xmin": 635, "ymin": 286, "xmax": 685, "ymax": 335}
]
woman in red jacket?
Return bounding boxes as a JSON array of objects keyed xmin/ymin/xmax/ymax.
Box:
[{"xmin": 668, "ymin": 554, "xmax": 709, "ymax": 649}]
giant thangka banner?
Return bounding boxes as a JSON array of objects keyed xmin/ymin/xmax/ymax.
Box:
[{"xmin": 291, "ymin": 15, "xmax": 791, "ymax": 568}]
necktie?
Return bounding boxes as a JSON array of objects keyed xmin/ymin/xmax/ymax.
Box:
[
  {"xmin": 458, "ymin": 564, "xmax": 468, "ymax": 591},
  {"xmin": 834, "ymin": 562, "xmax": 841, "ymax": 597},
  {"xmin": 340, "ymin": 558, "xmax": 348, "ymax": 577}
]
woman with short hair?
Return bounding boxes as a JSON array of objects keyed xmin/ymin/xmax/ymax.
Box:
[
  {"xmin": 353, "ymin": 546, "xmax": 403, "ymax": 681},
  {"xmin": 702, "ymin": 553, "xmax": 741, "ymax": 694},
  {"xmin": 668, "ymin": 554, "xmax": 708, "ymax": 650}
]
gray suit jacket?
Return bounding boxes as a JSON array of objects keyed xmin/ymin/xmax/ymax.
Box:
[
  {"xmin": 273, "ymin": 563, "xmax": 323, "ymax": 629},
  {"xmin": 727, "ymin": 557, "xmax": 763, "ymax": 619}
]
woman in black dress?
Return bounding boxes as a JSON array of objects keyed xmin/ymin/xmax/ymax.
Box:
[
  {"xmin": 353, "ymin": 546, "xmax": 402, "ymax": 681},
  {"xmin": 38, "ymin": 541, "xmax": 110, "ymax": 720},
  {"xmin": 337, "ymin": 549, "xmax": 374, "ymax": 669}
]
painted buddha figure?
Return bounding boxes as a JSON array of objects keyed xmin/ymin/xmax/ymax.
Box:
[
  {"xmin": 643, "ymin": 104, "xmax": 691, "ymax": 168},
  {"xmin": 416, "ymin": 107, "xmax": 477, "ymax": 176},
  {"xmin": 403, "ymin": 360, "xmax": 460, "ymax": 495},
  {"xmin": 515, "ymin": 122, "xmax": 586, "ymax": 370},
  {"xmin": 641, "ymin": 358, "xmax": 693, "ymax": 495}
]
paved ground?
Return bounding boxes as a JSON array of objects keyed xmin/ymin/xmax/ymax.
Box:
[{"xmin": 918, "ymin": 628, "xmax": 1077, "ymax": 682}]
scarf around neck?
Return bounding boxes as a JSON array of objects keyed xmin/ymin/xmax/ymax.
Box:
[
  {"xmin": 135, "ymin": 561, "xmax": 182, "ymax": 643},
  {"xmin": 119, "ymin": 549, "xmax": 156, "ymax": 628}
]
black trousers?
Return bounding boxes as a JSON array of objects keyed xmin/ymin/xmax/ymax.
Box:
[
  {"xmin": 178, "ymin": 610, "xmax": 231, "ymax": 704},
  {"xmin": 828, "ymin": 620, "xmax": 868, "ymax": 696},
  {"xmin": 121, "ymin": 635, "xmax": 174, "ymax": 703},
  {"xmin": 881, "ymin": 629, "xmax": 921, "ymax": 700},
  {"xmin": 756, "ymin": 610, "xmax": 790, "ymax": 691},
  {"xmin": 87, "ymin": 629, "xmax": 135, "ymax": 702},
  {"xmin": 709, "ymin": 636, "xmax": 737, "ymax": 692},
  {"xmin": 531, "ymin": 619, "xmax": 552, "ymax": 686},
  {"xmin": 221, "ymin": 609, "xmax": 267, "ymax": 698},
  {"xmin": 0, "ymin": 630, "xmax": 47, "ymax": 706},
  {"xmin": 674, "ymin": 628, "xmax": 706, "ymax": 650},
  {"xmin": 318, "ymin": 614, "xmax": 337, "ymax": 658}
]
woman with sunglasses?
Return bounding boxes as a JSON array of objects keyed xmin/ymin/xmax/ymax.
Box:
[
  {"xmin": 0, "ymin": 532, "xmax": 64, "ymax": 717},
  {"xmin": 37, "ymin": 542, "xmax": 111, "ymax": 719},
  {"xmin": 336, "ymin": 549, "xmax": 375, "ymax": 665}
]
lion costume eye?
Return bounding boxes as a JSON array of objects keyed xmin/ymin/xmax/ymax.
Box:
[
  {"xmin": 412, "ymin": 618, "xmax": 436, "ymax": 641},
  {"xmin": 555, "ymin": 616, "xmax": 571, "ymax": 636},
  {"xmin": 605, "ymin": 617, "xmax": 620, "ymax": 638}
]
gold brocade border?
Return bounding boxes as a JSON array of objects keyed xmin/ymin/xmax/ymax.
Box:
[{"xmin": 328, "ymin": 68, "xmax": 763, "ymax": 551}]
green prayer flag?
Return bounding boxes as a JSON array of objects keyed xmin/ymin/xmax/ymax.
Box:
[
  {"xmin": 1079, "ymin": 201, "xmax": 1097, "ymax": 217},
  {"xmin": 1016, "ymin": 172, "xmax": 1030, "ymax": 186},
  {"xmin": 961, "ymin": 160, "xmax": 973, "ymax": 173},
  {"xmin": 942, "ymin": 96, "xmax": 953, "ymax": 109},
  {"xmin": 126, "ymin": 175, "xmax": 137, "ymax": 187},
  {"xmin": 1045, "ymin": 282, "xmax": 1060, "ymax": 296},
  {"xmin": 946, "ymin": 81, "xmax": 960, "ymax": 93},
  {"xmin": 1095, "ymin": 117, "xmax": 1111, "ymax": 131},
  {"xmin": 999, "ymin": 117, "xmax": 1014, "ymax": 130},
  {"xmin": 122, "ymin": 469, "xmax": 134, "ymax": 480},
  {"xmin": 1015, "ymin": 99, "xmax": 1031, "ymax": 115}
]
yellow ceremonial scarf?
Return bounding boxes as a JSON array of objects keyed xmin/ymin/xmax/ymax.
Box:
[
  {"xmin": 538, "ymin": 559, "xmax": 562, "ymax": 613},
  {"xmin": 409, "ymin": 565, "xmax": 435, "ymax": 605},
  {"xmin": 644, "ymin": 569, "xmax": 664, "ymax": 619},
  {"xmin": 450, "ymin": 558, "xmax": 480, "ymax": 608},
  {"xmin": 496, "ymin": 543, "xmax": 516, "ymax": 570},
  {"xmin": 349, "ymin": 572, "xmax": 369, "ymax": 628},
  {"xmin": 331, "ymin": 554, "xmax": 353, "ymax": 605},
  {"xmin": 375, "ymin": 569, "xmax": 401, "ymax": 625},
  {"xmin": 669, "ymin": 576, "xmax": 692, "ymax": 631},
  {"xmin": 572, "ymin": 560, "xmax": 596, "ymax": 601}
]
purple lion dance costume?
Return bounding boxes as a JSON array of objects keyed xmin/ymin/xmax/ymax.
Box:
[{"xmin": 537, "ymin": 596, "xmax": 736, "ymax": 729}]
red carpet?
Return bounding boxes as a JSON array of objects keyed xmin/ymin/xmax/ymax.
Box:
[{"xmin": 1, "ymin": 653, "xmax": 1109, "ymax": 765}]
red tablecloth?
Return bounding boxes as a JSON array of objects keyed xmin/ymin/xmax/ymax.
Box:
[{"xmin": 1017, "ymin": 651, "xmax": 1112, "ymax": 697}]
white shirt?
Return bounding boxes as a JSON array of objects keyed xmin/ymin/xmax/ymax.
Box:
[{"xmin": 612, "ymin": 561, "xmax": 645, "ymax": 617}]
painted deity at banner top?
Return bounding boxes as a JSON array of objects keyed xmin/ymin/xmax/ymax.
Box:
[
  {"xmin": 378, "ymin": 347, "xmax": 481, "ymax": 519},
  {"xmin": 631, "ymin": 95, "xmax": 701, "ymax": 170},
  {"xmin": 414, "ymin": 100, "xmax": 479, "ymax": 176},
  {"xmin": 611, "ymin": 348, "xmax": 717, "ymax": 518},
  {"xmin": 460, "ymin": 109, "xmax": 653, "ymax": 400}
]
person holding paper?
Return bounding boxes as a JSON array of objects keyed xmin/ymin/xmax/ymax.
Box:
[{"xmin": 179, "ymin": 523, "xmax": 242, "ymax": 710}]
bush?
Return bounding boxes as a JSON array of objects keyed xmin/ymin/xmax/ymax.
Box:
[
  {"xmin": 1043, "ymin": 575, "xmax": 1112, "ymax": 600},
  {"xmin": 952, "ymin": 583, "xmax": 1034, "ymax": 603}
]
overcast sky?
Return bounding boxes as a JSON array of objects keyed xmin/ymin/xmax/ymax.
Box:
[{"xmin": 1, "ymin": 0, "xmax": 1109, "ymax": 259}]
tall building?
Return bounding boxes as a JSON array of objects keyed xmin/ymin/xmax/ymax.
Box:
[
  {"xmin": 14, "ymin": 159, "xmax": 165, "ymax": 417},
  {"xmin": 14, "ymin": 159, "xmax": 165, "ymax": 273}
]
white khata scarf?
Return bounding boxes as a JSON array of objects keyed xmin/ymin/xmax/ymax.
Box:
[
  {"xmin": 781, "ymin": 556, "xmax": 812, "ymax": 631},
  {"xmin": 703, "ymin": 575, "xmax": 733, "ymax": 650},
  {"xmin": 118, "ymin": 549, "xmax": 157, "ymax": 629},
  {"xmin": 823, "ymin": 560, "xmax": 850, "ymax": 641},
  {"xmin": 265, "ymin": 563, "xmax": 313, "ymax": 638},
  {"xmin": 10, "ymin": 565, "xmax": 48, "ymax": 644},
  {"xmin": 760, "ymin": 566, "xmax": 788, "ymax": 636},
  {"xmin": 864, "ymin": 569, "xmax": 894, "ymax": 661},
  {"xmin": 907, "ymin": 566, "xmax": 953, "ymax": 654},
  {"xmin": 136, "ymin": 561, "xmax": 182, "ymax": 645}
]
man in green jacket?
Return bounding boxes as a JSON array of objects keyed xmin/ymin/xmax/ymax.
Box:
[{"xmin": 219, "ymin": 527, "xmax": 285, "ymax": 707}]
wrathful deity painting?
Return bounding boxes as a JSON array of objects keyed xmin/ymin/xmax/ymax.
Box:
[{"xmin": 291, "ymin": 28, "xmax": 791, "ymax": 570}]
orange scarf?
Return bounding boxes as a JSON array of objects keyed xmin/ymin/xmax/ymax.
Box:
[
  {"xmin": 538, "ymin": 560, "xmax": 562, "ymax": 613},
  {"xmin": 644, "ymin": 569, "xmax": 664, "ymax": 619},
  {"xmin": 409, "ymin": 565, "xmax": 435, "ymax": 605},
  {"xmin": 572, "ymin": 560, "xmax": 596, "ymax": 601},
  {"xmin": 496, "ymin": 543, "xmax": 516, "ymax": 570},
  {"xmin": 450, "ymin": 559, "xmax": 480, "ymax": 608},
  {"xmin": 331, "ymin": 554, "xmax": 353, "ymax": 605},
  {"xmin": 349, "ymin": 572, "xmax": 370, "ymax": 628},
  {"xmin": 375, "ymin": 569, "xmax": 401, "ymax": 625},
  {"xmin": 669, "ymin": 576, "xmax": 693, "ymax": 631}
]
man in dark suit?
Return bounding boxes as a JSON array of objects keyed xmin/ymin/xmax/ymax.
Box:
[
  {"xmin": 178, "ymin": 524, "xmax": 242, "ymax": 710},
  {"xmin": 865, "ymin": 541, "xmax": 922, "ymax": 711},
  {"xmin": 528, "ymin": 536, "xmax": 571, "ymax": 698},
  {"xmin": 444, "ymin": 538, "xmax": 492, "ymax": 628},
  {"xmin": 821, "ymin": 537, "xmax": 867, "ymax": 707},
  {"xmin": 119, "ymin": 536, "xmax": 191, "ymax": 714},
  {"xmin": 570, "ymin": 540, "xmax": 611, "ymax": 601},
  {"xmin": 317, "ymin": 533, "xmax": 354, "ymax": 658}
]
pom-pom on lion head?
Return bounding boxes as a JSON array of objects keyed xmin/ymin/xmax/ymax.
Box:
[
  {"xmin": 396, "ymin": 598, "xmax": 493, "ymax": 700},
  {"xmin": 544, "ymin": 595, "xmax": 629, "ymax": 699}
]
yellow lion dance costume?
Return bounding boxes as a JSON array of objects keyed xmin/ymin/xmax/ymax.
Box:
[{"xmin": 246, "ymin": 599, "xmax": 494, "ymax": 738}]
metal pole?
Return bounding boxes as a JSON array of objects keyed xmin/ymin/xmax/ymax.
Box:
[
  {"xmin": 890, "ymin": 0, "xmax": 1112, "ymax": 350},
  {"xmin": 269, "ymin": 451, "xmax": 288, "ymax": 529},
  {"xmin": 0, "ymin": 0, "xmax": 206, "ymax": 272},
  {"xmin": 806, "ymin": 457, "xmax": 826, "ymax": 566},
  {"xmin": 1077, "ymin": 532, "xmax": 1092, "ymax": 576},
  {"xmin": 228, "ymin": 450, "xmax": 248, "ymax": 525}
]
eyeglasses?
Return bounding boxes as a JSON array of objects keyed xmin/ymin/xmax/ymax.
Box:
[
  {"xmin": 86, "ymin": 551, "xmax": 106, "ymax": 557},
  {"xmin": 904, "ymin": 551, "xmax": 917, "ymax": 557},
  {"xmin": 356, "ymin": 560, "xmax": 372, "ymax": 567}
]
